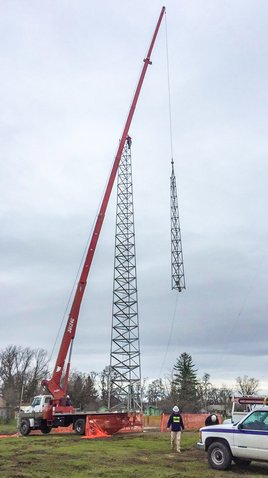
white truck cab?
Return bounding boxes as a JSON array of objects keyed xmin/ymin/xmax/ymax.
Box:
[
  {"xmin": 198, "ymin": 407, "xmax": 268, "ymax": 470},
  {"xmin": 22, "ymin": 395, "xmax": 52, "ymax": 414}
]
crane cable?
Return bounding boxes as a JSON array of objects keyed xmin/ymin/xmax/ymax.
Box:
[
  {"xmin": 165, "ymin": 12, "xmax": 174, "ymax": 162},
  {"xmin": 48, "ymin": 217, "xmax": 97, "ymax": 364},
  {"xmin": 48, "ymin": 136, "xmax": 126, "ymax": 366},
  {"xmin": 159, "ymin": 13, "xmax": 181, "ymax": 377},
  {"xmin": 159, "ymin": 290, "xmax": 180, "ymax": 376}
]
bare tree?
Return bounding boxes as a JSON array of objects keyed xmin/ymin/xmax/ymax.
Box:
[
  {"xmin": 0, "ymin": 345, "xmax": 49, "ymax": 417},
  {"xmin": 236, "ymin": 375, "xmax": 259, "ymax": 396},
  {"xmin": 198, "ymin": 373, "xmax": 213, "ymax": 411},
  {"xmin": 24, "ymin": 349, "xmax": 49, "ymax": 400},
  {"xmin": 100, "ymin": 366, "xmax": 110, "ymax": 407},
  {"xmin": 146, "ymin": 379, "xmax": 166, "ymax": 407}
]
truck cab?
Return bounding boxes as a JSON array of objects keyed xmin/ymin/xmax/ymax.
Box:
[{"xmin": 23, "ymin": 395, "xmax": 53, "ymax": 414}]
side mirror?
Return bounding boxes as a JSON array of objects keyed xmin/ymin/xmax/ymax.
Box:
[{"xmin": 237, "ymin": 423, "xmax": 243, "ymax": 430}]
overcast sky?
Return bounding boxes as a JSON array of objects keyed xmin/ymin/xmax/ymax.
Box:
[{"xmin": 1, "ymin": 0, "xmax": 268, "ymax": 393}]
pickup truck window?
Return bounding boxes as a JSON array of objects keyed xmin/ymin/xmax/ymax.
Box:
[{"xmin": 241, "ymin": 410, "xmax": 268, "ymax": 430}]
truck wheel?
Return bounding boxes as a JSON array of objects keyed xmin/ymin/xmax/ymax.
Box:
[
  {"xmin": 207, "ymin": 441, "xmax": 232, "ymax": 470},
  {"xmin": 74, "ymin": 418, "xmax": 86, "ymax": 435},
  {"xmin": 233, "ymin": 457, "xmax": 251, "ymax": 466},
  {"xmin": 40, "ymin": 425, "xmax": 52, "ymax": 434},
  {"xmin": 20, "ymin": 419, "xmax": 31, "ymax": 436}
]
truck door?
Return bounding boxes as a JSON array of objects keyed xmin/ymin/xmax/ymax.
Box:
[
  {"xmin": 233, "ymin": 410, "xmax": 268, "ymax": 461},
  {"xmin": 31, "ymin": 396, "xmax": 42, "ymax": 413}
]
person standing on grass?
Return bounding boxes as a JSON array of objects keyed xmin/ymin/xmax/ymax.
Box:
[{"xmin": 167, "ymin": 405, "xmax": 185, "ymax": 453}]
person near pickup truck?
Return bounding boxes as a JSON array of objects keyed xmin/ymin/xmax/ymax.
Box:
[
  {"xmin": 167, "ymin": 406, "xmax": 185, "ymax": 453},
  {"xmin": 205, "ymin": 413, "xmax": 219, "ymax": 426}
]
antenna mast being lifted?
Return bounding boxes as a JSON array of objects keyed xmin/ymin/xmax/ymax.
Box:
[{"xmin": 170, "ymin": 159, "xmax": 185, "ymax": 291}]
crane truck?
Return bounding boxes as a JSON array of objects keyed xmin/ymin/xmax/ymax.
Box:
[{"xmin": 18, "ymin": 6, "xmax": 166, "ymax": 437}]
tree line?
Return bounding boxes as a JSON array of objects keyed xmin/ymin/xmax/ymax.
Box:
[{"xmin": 0, "ymin": 346, "xmax": 259, "ymax": 420}]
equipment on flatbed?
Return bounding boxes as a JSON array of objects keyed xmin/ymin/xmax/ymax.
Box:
[
  {"xmin": 18, "ymin": 6, "xmax": 166, "ymax": 437},
  {"xmin": 224, "ymin": 395, "xmax": 268, "ymax": 424}
]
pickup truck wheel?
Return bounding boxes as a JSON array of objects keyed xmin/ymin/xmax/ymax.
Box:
[
  {"xmin": 233, "ymin": 457, "xmax": 251, "ymax": 466},
  {"xmin": 207, "ymin": 441, "xmax": 232, "ymax": 470},
  {"xmin": 20, "ymin": 418, "xmax": 31, "ymax": 436},
  {"xmin": 74, "ymin": 418, "xmax": 86, "ymax": 435}
]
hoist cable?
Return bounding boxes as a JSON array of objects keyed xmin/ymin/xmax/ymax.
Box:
[
  {"xmin": 158, "ymin": 14, "xmax": 181, "ymax": 377},
  {"xmin": 48, "ymin": 140, "xmax": 123, "ymax": 367},
  {"xmin": 165, "ymin": 13, "xmax": 174, "ymax": 162},
  {"xmin": 159, "ymin": 290, "xmax": 180, "ymax": 376},
  {"xmin": 48, "ymin": 218, "xmax": 97, "ymax": 365}
]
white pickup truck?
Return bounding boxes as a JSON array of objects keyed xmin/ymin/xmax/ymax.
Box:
[{"xmin": 197, "ymin": 407, "xmax": 268, "ymax": 470}]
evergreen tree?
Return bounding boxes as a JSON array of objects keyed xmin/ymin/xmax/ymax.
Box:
[
  {"xmin": 67, "ymin": 371, "xmax": 99, "ymax": 410},
  {"xmin": 172, "ymin": 352, "xmax": 199, "ymax": 412}
]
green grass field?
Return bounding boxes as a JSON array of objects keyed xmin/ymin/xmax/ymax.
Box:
[{"xmin": 0, "ymin": 427, "xmax": 268, "ymax": 478}]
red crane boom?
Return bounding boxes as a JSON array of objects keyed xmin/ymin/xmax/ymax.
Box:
[{"xmin": 42, "ymin": 6, "xmax": 166, "ymax": 401}]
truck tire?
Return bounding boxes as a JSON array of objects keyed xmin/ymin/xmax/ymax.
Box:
[
  {"xmin": 207, "ymin": 441, "xmax": 232, "ymax": 470},
  {"xmin": 20, "ymin": 418, "xmax": 31, "ymax": 436},
  {"xmin": 74, "ymin": 418, "xmax": 86, "ymax": 435},
  {"xmin": 40, "ymin": 425, "xmax": 52, "ymax": 434},
  {"xmin": 233, "ymin": 457, "xmax": 251, "ymax": 466}
]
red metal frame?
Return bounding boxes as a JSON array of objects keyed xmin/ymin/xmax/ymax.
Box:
[
  {"xmin": 233, "ymin": 396, "xmax": 268, "ymax": 405},
  {"xmin": 42, "ymin": 7, "xmax": 166, "ymax": 401}
]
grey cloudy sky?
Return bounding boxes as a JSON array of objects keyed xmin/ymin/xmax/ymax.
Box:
[{"xmin": 1, "ymin": 0, "xmax": 268, "ymax": 392}]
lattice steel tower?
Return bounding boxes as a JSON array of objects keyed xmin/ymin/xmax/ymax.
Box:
[
  {"xmin": 108, "ymin": 136, "xmax": 141, "ymax": 411},
  {"xmin": 170, "ymin": 159, "xmax": 185, "ymax": 291}
]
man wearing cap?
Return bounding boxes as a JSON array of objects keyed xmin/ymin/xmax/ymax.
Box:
[{"xmin": 167, "ymin": 405, "xmax": 185, "ymax": 453}]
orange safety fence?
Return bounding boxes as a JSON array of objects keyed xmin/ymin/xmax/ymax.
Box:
[
  {"xmin": 30, "ymin": 424, "xmax": 74, "ymax": 435},
  {"xmin": 81, "ymin": 416, "xmax": 111, "ymax": 440},
  {"xmin": 118, "ymin": 413, "xmax": 143, "ymax": 433},
  {"xmin": 51, "ymin": 424, "xmax": 74, "ymax": 434},
  {"xmin": 81, "ymin": 412, "xmax": 143, "ymax": 439},
  {"xmin": 161, "ymin": 413, "xmax": 222, "ymax": 432},
  {"xmin": 0, "ymin": 433, "xmax": 19, "ymax": 439}
]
